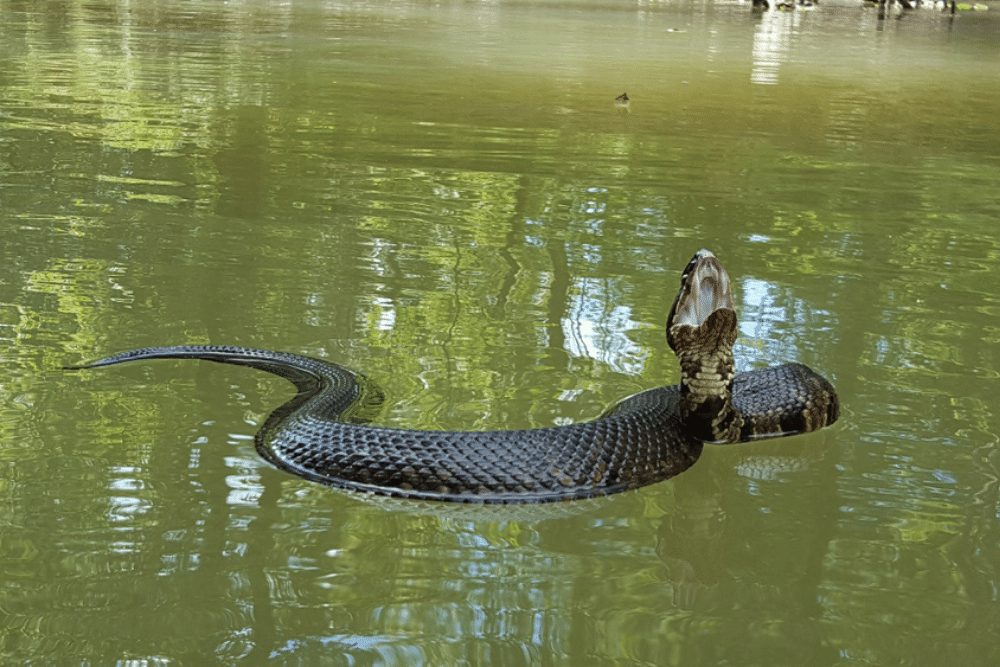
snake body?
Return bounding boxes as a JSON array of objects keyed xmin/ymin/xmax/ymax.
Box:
[{"xmin": 69, "ymin": 250, "xmax": 839, "ymax": 503}]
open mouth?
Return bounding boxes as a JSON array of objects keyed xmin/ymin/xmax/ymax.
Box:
[{"xmin": 666, "ymin": 249, "xmax": 735, "ymax": 351}]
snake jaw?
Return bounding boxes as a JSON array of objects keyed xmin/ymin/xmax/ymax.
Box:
[{"xmin": 666, "ymin": 249, "xmax": 734, "ymax": 353}]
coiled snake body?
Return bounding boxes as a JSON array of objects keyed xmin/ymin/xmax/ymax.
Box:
[{"xmin": 69, "ymin": 250, "xmax": 839, "ymax": 503}]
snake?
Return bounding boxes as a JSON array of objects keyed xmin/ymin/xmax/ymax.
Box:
[{"xmin": 67, "ymin": 249, "xmax": 839, "ymax": 504}]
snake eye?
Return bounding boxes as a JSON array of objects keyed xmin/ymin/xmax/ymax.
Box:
[{"xmin": 681, "ymin": 255, "xmax": 700, "ymax": 279}]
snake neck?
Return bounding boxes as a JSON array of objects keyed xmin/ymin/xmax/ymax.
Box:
[{"xmin": 670, "ymin": 308, "xmax": 743, "ymax": 443}]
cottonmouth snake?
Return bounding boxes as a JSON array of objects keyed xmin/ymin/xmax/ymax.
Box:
[{"xmin": 68, "ymin": 249, "xmax": 839, "ymax": 503}]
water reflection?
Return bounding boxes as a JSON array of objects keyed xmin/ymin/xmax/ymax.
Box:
[
  {"xmin": 563, "ymin": 278, "xmax": 647, "ymax": 374},
  {"xmin": 751, "ymin": 9, "xmax": 796, "ymax": 85},
  {"xmin": 3, "ymin": 0, "xmax": 1000, "ymax": 663}
]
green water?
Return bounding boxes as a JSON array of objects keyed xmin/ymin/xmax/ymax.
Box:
[{"xmin": 2, "ymin": 0, "xmax": 999, "ymax": 663}]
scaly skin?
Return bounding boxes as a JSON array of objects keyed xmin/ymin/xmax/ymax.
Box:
[{"xmin": 67, "ymin": 250, "xmax": 839, "ymax": 503}]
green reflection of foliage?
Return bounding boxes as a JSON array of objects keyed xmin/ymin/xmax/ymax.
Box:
[{"xmin": 3, "ymin": 1, "xmax": 1000, "ymax": 664}]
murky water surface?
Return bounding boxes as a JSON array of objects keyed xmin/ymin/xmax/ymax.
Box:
[{"xmin": 2, "ymin": 0, "xmax": 999, "ymax": 663}]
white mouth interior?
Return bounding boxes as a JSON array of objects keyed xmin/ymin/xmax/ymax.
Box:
[{"xmin": 673, "ymin": 252, "xmax": 734, "ymax": 328}]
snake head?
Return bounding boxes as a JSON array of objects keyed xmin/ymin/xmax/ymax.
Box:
[
  {"xmin": 666, "ymin": 249, "xmax": 742, "ymax": 443},
  {"xmin": 666, "ymin": 249, "xmax": 735, "ymax": 353}
]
